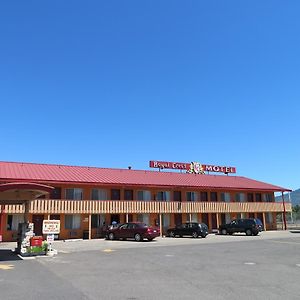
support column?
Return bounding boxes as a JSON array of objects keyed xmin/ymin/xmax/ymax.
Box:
[
  {"xmin": 159, "ymin": 213, "xmax": 163, "ymax": 237},
  {"xmin": 88, "ymin": 214, "xmax": 92, "ymax": 240},
  {"xmin": 24, "ymin": 201, "xmax": 30, "ymax": 223},
  {"xmin": 0, "ymin": 205, "xmax": 5, "ymax": 242},
  {"xmin": 262, "ymin": 213, "xmax": 266, "ymax": 231},
  {"xmin": 126, "ymin": 213, "xmax": 129, "ymax": 223},
  {"xmin": 281, "ymin": 192, "xmax": 287, "ymax": 230},
  {"xmin": 216, "ymin": 213, "xmax": 220, "ymax": 229}
]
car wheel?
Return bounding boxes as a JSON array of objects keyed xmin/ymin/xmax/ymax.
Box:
[
  {"xmin": 148, "ymin": 238, "xmax": 153, "ymax": 241},
  {"xmin": 108, "ymin": 233, "xmax": 115, "ymax": 240},
  {"xmin": 221, "ymin": 229, "xmax": 227, "ymax": 235},
  {"xmin": 253, "ymin": 232, "xmax": 259, "ymax": 236},
  {"xmin": 192, "ymin": 231, "xmax": 198, "ymax": 238},
  {"xmin": 246, "ymin": 229, "xmax": 252, "ymax": 236},
  {"xmin": 134, "ymin": 233, "xmax": 142, "ymax": 242},
  {"xmin": 201, "ymin": 234, "xmax": 207, "ymax": 238},
  {"xmin": 169, "ymin": 231, "xmax": 176, "ymax": 238}
]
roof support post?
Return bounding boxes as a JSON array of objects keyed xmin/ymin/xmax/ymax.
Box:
[
  {"xmin": 88, "ymin": 214, "xmax": 92, "ymax": 240},
  {"xmin": 0, "ymin": 205, "xmax": 5, "ymax": 242},
  {"xmin": 281, "ymin": 192, "xmax": 287, "ymax": 230},
  {"xmin": 159, "ymin": 213, "xmax": 163, "ymax": 237},
  {"xmin": 24, "ymin": 201, "xmax": 30, "ymax": 223},
  {"xmin": 262, "ymin": 212, "xmax": 266, "ymax": 231}
]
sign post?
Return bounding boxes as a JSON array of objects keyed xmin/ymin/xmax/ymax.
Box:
[{"xmin": 42, "ymin": 220, "xmax": 60, "ymax": 255}]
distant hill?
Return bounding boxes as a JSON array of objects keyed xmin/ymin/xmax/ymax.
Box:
[{"xmin": 275, "ymin": 189, "xmax": 300, "ymax": 206}]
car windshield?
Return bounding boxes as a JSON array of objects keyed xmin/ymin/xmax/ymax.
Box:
[{"xmin": 255, "ymin": 219, "xmax": 263, "ymax": 226}]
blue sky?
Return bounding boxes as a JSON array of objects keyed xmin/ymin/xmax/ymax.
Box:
[{"xmin": 0, "ymin": 1, "xmax": 299, "ymax": 191}]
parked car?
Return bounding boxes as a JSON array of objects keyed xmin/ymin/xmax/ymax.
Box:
[
  {"xmin": 105, "ymin": 222, "xmax": 160, "ymax": 242},
  {"xmin": 166, "ymin": 222, "xmax": 209, "ymax": 238},
  {"xmin": 219, "ymin": 218, "xmax": 262, "ymax": 236}
]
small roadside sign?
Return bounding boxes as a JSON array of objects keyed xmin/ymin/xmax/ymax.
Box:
[
  {"xmin": 43, "ymin": 220, "xmax": 60, "ymax": 235},
  {"xmin": 47, "ymin": 234, "xmax": 55, "ymax": 243}
]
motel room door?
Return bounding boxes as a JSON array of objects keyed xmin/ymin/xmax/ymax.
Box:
[{"xmin": 32, "ymin": 215, "xmax": 44, "ymax": 236}]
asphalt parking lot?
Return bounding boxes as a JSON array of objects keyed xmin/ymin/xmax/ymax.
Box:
[{"xmin": 1, "ymin": 230, "xmax": 300, "ymax": 300}]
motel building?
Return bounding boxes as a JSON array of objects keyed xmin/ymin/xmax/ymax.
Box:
[{"xmin": 0, "ymin": 160, "xmax": 292, "ymax": 242}]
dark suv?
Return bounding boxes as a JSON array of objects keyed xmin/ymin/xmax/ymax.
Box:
[
  {"xmin": 167, "ymin": 222, "xmax": 208, "ymax": 238},
  {"xmin": 219, "ymin": 218, "xmax": 262, "ymax": 236}
]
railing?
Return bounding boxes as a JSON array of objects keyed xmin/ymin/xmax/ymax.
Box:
[{"xmin": 4, "ymin": 200, "xmax": 292, "ymax": 214}]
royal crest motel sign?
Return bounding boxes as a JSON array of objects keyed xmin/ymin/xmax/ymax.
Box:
[{"xmin": 149, "ymin": 160, "xmax": 236, "ymax": 174}]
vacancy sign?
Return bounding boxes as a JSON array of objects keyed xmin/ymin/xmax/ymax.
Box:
[{"xmin": 43, "ymin": 220, "xmax": 60, "ymax": 235}]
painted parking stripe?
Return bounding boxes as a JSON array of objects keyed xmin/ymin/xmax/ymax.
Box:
[
  {"xmin": 244, "ymin": 262, "xmax": 256, "ymax": 265},
  {"xmin": 103, "ymin": 249, "xmax": 115, "ymax": 253},
  {"xmin": 0, "ymin": 264, "xmax": 14, "ymax": 270}
]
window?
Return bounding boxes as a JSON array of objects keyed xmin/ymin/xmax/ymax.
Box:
[
  {"xmin": 50, "ymin": 187, "xmax": 62, "ymax": 199},
  {"xmin": 162, "ymin": 214, "xmax": 170, "ymax": 228},
  {"xmin": 91, "ymin": 189, "xmax": 108, "ymax": 200},
  {"xmin": 255, "ymin": 193, "xmax": 262, "ymax": 202},
  {"xmin": 186, "ymin": 192, "xmax": 198, "ymax": 202},
  {"xmin": 200, "ymin": 192, "xmax": 208, "ymax": 202},
  {"xmin": 173, "ymin": 191, "xmax": 181, "ymax": 202},
  {"xmin": 137, "ymin": 214, "xmax": 150, "ymax": 225},
  {"xmin": 91, "ymin": 214, "xmax": 105, "ymax": 228},
  {"xmin": 156, "ymin": 191, "xmax": 170, "ymax": 201},
  {"xmin": 247, "ymin": 193, "xmax": 254, "ymax": 202},
  {"xmin": 111, "ymin": 189, "xmax": 120, "ymax": 200},
  {"xmin": 210, "ymin": 192, "xmax": 218, "ymax": 202},
  {"xmin": 191, "ymin": 213, "xmax": 198, "ymax": 222},
  {"xmin": 7, "ymin": 214, "xmax": 24, "ymax": 231},
  {"xmin": 66, "ymin": 188, "xmax": 83, "ymax": 200},
  {"xmin": 235, "ymin": 193, "xmax": 245, "ymax": 202},
  {"xmin": 124, "ymin": 190, "xmax": 133, "ymax": 200},
  {"xmin": 266, "ymin": 212, "xmax": 273, "ymax": 224},
  {"xmin": 65, "ymin": 215, "xmax": 81, "ymax": 229},
  {"xmin": 263, "ymin": 194, "xmax": 273, "ymax": 202},
  {"xmin": 137, "ymin": 190, "xmax": 151, "ymax": 201},
  {"xmin": 221, "ymin": 193, "xmax": 231, "ymax": 202}
]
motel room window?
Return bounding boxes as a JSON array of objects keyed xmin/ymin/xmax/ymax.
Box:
[
  {"xmin": 111, "ymin": 189, "xmax": 120, "ymax": 200},
  {"xmin": 210, "ymin": 192, "xmax": 218, "ymax": 202},
  {"xmin": 91, "ymin": 214, "xmax": 105, "ymax": 228},
  {"xmin": 137, "ymin": 190, "xmax": 151, "ymax": 201},
  {"xmin": 235, "ymin": 193, "xmax": 245, "ymax": 202},
  {"xmin": 7, "ymin": 214, "xmax": 24, "ymax": 231},
  {"xmin": 191, "ymin": 213, "xmax": 198, "ymax": 222},
  {"xmin": 220, "ymin": 192, "xmax": 231, "ymax": 202},
  {"xmin": 200, "ymin": 192, "xmax": 208, "ymax": 202},
  {"xmin": 247, "ymin": 193, "xmax": 254, "ymax": 202},
  {"xmin": 137, "ymin": 214, "xmax": 150, "ymax": 225},
  {"xmin": 255, "ymin": 193, "xmax": 262, "ymax": 202},
  {"xmin": 50, "ymin": 187, "xmax": 62, "ymax": 199},
  {"xmin": 65, "ymin": 215, "xmax": 81, "ymax": 230},
  {"xmin": 186, "ymin": 192, "xmax": 198, "ymax": 202},
  {"xmin": 263, "ymin": 193, "xmax": 273, "ymax": 202},
  {"xmin": 162, "ymin": 214, "xmax": 170, "ymax": 228},
  {"xmin": 266, "ymin": 212, "xmax": 273, "ymax": 224},
  {"xmin": 124, "ymin": 190, "xmax": 133, "ymax": 201},
  {"xmin": 156, "ymin": 191, "xmax": 170, "ymax": 201},
  {"xmin": 66, "ymin": 188, "xmax": 83, "ymax": 200},
  {"xmin": 91, "ymin": 189, "xmax": 108, "ymax": 200}
]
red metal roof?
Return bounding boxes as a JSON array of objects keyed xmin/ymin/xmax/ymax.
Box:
[{"xmin": 0, "ymin": 161, "xmax": 291, "ymax": 192}]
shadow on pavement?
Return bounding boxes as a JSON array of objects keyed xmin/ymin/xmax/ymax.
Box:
[{"xmin": 0, "ymin": 249, "xmax": 22, "ymax": 261}]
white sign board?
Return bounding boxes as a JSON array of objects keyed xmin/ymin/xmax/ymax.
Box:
[
  {"xmin": 43, "ymin": 220, "xmax": 60, "ymax": 234},
  {"xmin": 47, "ymin": 234, "xmax": 55, "ymax": 243}
]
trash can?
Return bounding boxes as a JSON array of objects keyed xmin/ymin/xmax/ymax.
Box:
[
  {"xmin": 83, "ymin": 231, "xmax": 89, "ymax": 240},
  {"xmin": 30, "ymin": 236, "xmax": 43, "ymax": 247}
]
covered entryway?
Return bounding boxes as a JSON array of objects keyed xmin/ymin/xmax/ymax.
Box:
[{"xmin": 0, "ymin": 182, "xmax": 54, "ymax": 245}]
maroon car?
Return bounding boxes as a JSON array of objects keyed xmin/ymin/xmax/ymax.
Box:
[{"xmin": 105, "ymin": 222, "xmax": 160, "ymax": 242}]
